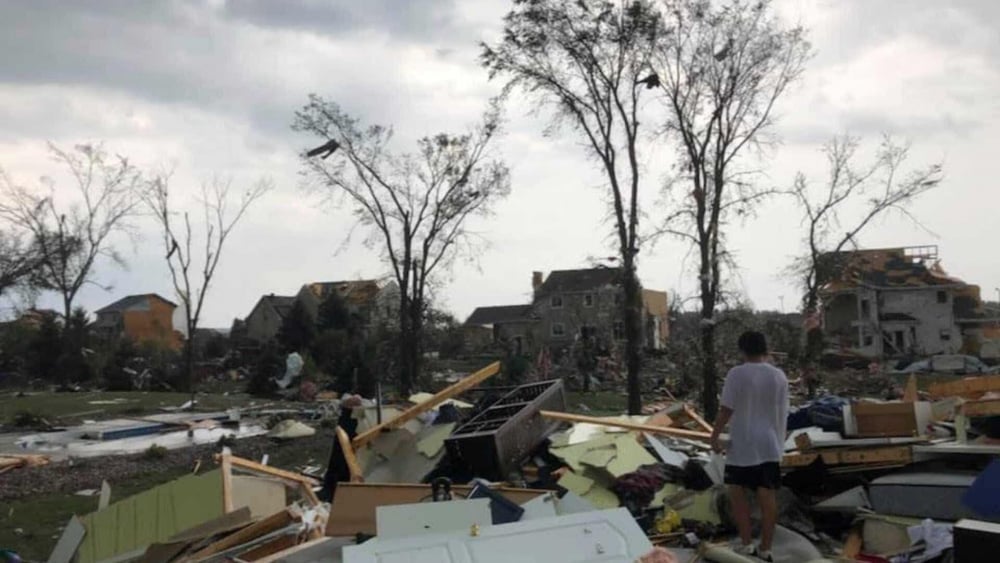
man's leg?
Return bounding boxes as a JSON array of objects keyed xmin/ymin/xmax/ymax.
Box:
[
  {"xmin": 756, "ymin": 486, "xmax": 778, "ymax": 552},
  {"xmin": 727, "ymin": 484, "xmax": 753, "ymax": 546}
]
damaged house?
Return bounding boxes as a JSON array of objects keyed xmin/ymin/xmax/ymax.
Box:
[
  {"xmin": 820, "ymin": 245, "xmax": 1000, "ymax": 359},
  {"xmin": 465, "ymin": 267, "xmax": 669, "ymax": 355}
]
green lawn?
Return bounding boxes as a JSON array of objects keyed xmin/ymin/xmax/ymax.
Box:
[
  {"xmin": 565, "ymin": 390, "xmax": 631, "ymax": 415},
  {"xmin": 0, "ymin": 391, "xmax": 255, "ymax": 427}
]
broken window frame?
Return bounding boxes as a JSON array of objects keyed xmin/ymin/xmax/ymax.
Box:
[{"xmin": 550, "ymin": 295, "xmax": 564, "ymax": 309}]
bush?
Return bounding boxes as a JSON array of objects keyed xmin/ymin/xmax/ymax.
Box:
[
  {"xmin": 143, "ymin": 444, "xmax": 167, "ymax": 460},
  {"xmin": 10, "ymin": 410, "xmax": 45, "ymax": 428}
]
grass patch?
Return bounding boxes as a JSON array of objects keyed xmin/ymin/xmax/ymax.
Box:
[
  {"xmin": 0, "ymin": 391, "xmax": 254, "ymax": 425},
  {"xmin": 565, "ymin": 390, "xmax": 630, "ymax": 415}
]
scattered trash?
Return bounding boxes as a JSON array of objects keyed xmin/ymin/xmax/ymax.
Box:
[{"xmin": 267, "ymin": 419, "xmax": 316, "ymax": 440}]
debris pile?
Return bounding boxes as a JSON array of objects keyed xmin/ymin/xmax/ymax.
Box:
[{"xmin": 11, "ymin": 364, "xmax": 1000, "ymax": 562}]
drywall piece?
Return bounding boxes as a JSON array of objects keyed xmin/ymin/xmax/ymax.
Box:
[
  {"xmin": 644, "ymin": 434, "xmax": 689, "ymax": 468},
  {"xmin": 343, "ymin": 507, "xmax": 652, "ymax": 563},
  {"xmin": 605, "ymin": 435, "xmax": 658, "ymax": 477},
  {"xmin": 649, "ymin": 484, "xmax": 681, "ymax": 509},
  {"xmin": 676, "ymin": 489, "xmax": 721, "ymax": 525},
  {"xmin": 268, "ymin": 420, "xmax": 316, "ymax": 440},
  {"xmin": 813, "ymin": 486, "xmax": 871, "ymax": 512},
  {"xmin": 376, "ymin": 499, "xmax": 492, "ymax": 539},
  {"xmin": 520, "ymin": 492, "xmax": 559, "ymax": 521},
  {"xmin": 408, "ymin": 392, "xmax": 473, "ymax": 409},
  {"xmin": 557, "ymin": 471, "xmax": 618, "ymax": 509},
  {"xmin": 48, "ymin": 516, "xmax": 86, "ymax": 563},
  {"xmin": 550, "ymin": 434, "xmax": 618, "ymax": 472},
  {"xmin": 326, "ymin": 483, "xmax": 547, "ymax": 537},
  {"xmin": 870, "ymin": 472, "xmax": 987, "ymax": 522},
  {"xmin": 862, "ymin": 514, "xmax": 921, "ymax": 556},
  {"xmin": 955, "ymin": 519, "xmax": 1000, "ymax": 563},
  {"xmin": 231, "ymin": 475, "xmax": 287, "ymax": 519},
  {"xmin": 579, "ymin": 446, "xmax": 617, "ymax": 469},
  {"xmin": 415, "ymin": 423, "xmax": 456, "ymax": 458},
  {"xmin": 99, "ymin": 481, "xmax": 111, "ymax": 510}
]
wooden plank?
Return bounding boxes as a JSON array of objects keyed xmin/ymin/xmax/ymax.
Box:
[
  {"xmin": 852, "ymin": 402, "xmax": 918, "ymax": 437},
  {"xmin": 540, "ymin": 410, "xmax": 712, "ymax": 441},
  {"xmin": 336, "ymin": 425, "xmax": 364, "ymax": 483},
  {"xmin": 929, "ymin": 375, "xmax": 1000, "ymax": 399},
  {"xmin": 782, "ymin": 445, "xmax": 912, "ymax": 468},
  {"xmin": 215, "ymin": 455, "xmax": 320, "ymax": 487},
  {"xmin": 220, "ymin": 453, "xmax": 234, "ymax": 513},
  {"xmin": 962, "ymin": 398, "xmax": 1000, "ymax": 418},
  {"xmin": 184, "ymin": 509, "xmax": 297, "ymax": 561},
  {"xmin": 683, "ymin": 404, "xmax": 714, "ymax": 433},
  {"xmin": 902, "ymin": 374, "xmax": 919, "ymax": 402},
  {"xmin": 795, "ymin": 433, "xmax": 927, "ymax": 450},
  {"xmin": 352, "ymin": 361, "xmax": 501, "ymax": 449},
  {"xmin": 842, "ymin": 526, "xmax": 863, "ymax": 558},
  {"xmin": 235, "ymin": 534, "xmax": 298, "ymax": 561}
]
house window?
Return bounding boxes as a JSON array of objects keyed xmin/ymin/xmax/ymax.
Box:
[
  {"xmin": 551, "ymin": 323, "xmax": 566, "ymax": 337},
  {"xmin": 863, "ymin": 333, "xmax": 874, "ymax": 347},
  {"xmin": 937, "ymin": 291, "xmax": 947, "ymax": 304},
  {"xmin": 613, "ymin": 321, "xmax": 625, "ymax": 341},
  {"xmin": 860, "ymin": 299, "xmax": 870, "ymax": 317},
  {"xmin": 583, "ymin": 294, "xmax": 594, "ymax": 308},
  {"xmin": 550, "ymin": 295, "xmax": 563, "ymax": 309},
  {"xmin": 940, "ymin": 329, "xmax": 951, "ymax": 342}
]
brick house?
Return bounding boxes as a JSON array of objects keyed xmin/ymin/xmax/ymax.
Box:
[
  {"xmin": 465, "ymin": 267, "xmax": 669, "ymax": 355},
  {"xmin": 94, "ymin": 293, "xmax": 183, "ymax": 350}
]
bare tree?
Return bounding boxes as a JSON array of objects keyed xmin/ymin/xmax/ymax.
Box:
[
  {"xmin": 789, "ymin": 135, "xmax": 942, "ymax": 394},
  {"xmin": 652, "ymin": 0, "xmax": 810, "ymax": 418},
  {"xmin": 0, "ymin": 144, "xmax": 144, "ymax": 319},
  {"xmin": 293, "ymin": 98, "xmax": 510, "ymax": 395},
  {"xmin": 146, "ymin": 175, "xmax": 271, "ymax": 396},
  {"xmin": 0, "ymin": 232, "xmax": 40, "ymax": 297},
  {"xmin": 483, "ymin": 0, "xmax": 663, "ymax": 415}
]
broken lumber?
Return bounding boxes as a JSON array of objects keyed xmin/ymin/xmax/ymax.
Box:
[
  {"xmin": 782, "ymin": 445, "xmax": 912, "ymax": 468},
  {"xmin": 794, "ymin": 433, "xmax": 927, "ymax": 450},
  {"xmin": 352, "ymin": 361, "xmax": 501, "ymax": 448},
  {"xmin": 962, "ymin": 398, "xmax": 1000, "ymax": 418},
  {"xmin": 336, "ymin": 425, "xmax": 364, "ymax": 483},
  {"xmin": 902, "ymin": 374, "xmax": 919, "ymax": 402},
  {"xmin": 183, "ymin": 508, "xmax": 298, "ymax": 561},
  {"xmin": 683, "ymin": 404, "xmax": 714, "ymax": 433},
  {"xmin": 929, "ymin": 375, "xmax": 1000, "ymax": 399},
  {"xmin": 539, "ymin": 410, "xmax": 712, "ymax": 441},
  {"xmin": 214, "ymin": 454, "xmax": 320, "ymax": 487}
]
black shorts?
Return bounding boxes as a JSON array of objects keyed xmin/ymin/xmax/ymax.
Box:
[{"xmin": 724, "ymin": 462, "xmax": 781, "ymax": 489}]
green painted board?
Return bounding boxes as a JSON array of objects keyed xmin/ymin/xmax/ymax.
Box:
[{"xmin": 77, "ymin": 469, "xmax": 224, "ymax": 563}]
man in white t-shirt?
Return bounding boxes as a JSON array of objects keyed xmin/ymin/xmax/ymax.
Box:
[{"xmin": 709, "ymin": 331, "xmax": 788, "ymax": 562}]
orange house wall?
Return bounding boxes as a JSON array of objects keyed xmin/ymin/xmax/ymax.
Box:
[{"xmin": 122, "ymin": 299, "xmax": 183, "ymax": 350}]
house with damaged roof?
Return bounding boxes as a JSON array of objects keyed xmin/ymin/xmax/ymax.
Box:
[
  {"xmin": 465, "ymin": 267, "xmax": 669, "ymax": 355},
  {"xmin": 819, "ymin": 245, "xmax": 1000, "ymax": 359},
  {"xmin": 241, "ymin": 280, "xmax": 401, "ymax": 345}
]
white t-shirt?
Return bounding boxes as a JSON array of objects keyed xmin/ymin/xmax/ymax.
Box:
[{"xmin": 720, "ymin": 361, "xmax": 789, "ymax": 467}]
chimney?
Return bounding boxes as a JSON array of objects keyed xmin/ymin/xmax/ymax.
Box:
[{"xmin": 532, "ymin": 271, "xmax": 543, "ymax": 293}]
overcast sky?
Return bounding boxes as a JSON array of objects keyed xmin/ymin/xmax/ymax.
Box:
[{"xmin": 1, "ymin": 0, "xmax": 998, "ymax": 328}]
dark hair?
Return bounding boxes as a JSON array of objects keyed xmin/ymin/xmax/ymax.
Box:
[{"xmin": 738, "ymin": 331, "xmax": 768, "ymax": 357}]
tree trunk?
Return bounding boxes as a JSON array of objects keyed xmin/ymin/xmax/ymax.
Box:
[
  {"xmin": 623, "ymin": 261, "xmax": 643, "ymax": 415},
  {"xmin": 185, "ymin": 325, "xmax": 195, "ymax": 400},
  {"xmin": 397, "ymin": 297, "xmax": 422, "ymax": 396},
  {"xmin": 802, "ymin": 289, "xmax": 823, "ymax": 399},
  {"xmin": 700, "ymin": 321, "xmax": 719, "ymax": 419}
]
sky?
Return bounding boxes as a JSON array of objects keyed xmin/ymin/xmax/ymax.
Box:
[{"xmin": 0, "ymin": 0, "xmax": 998, "ymax": 328}]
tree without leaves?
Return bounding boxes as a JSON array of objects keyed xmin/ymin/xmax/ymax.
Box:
[
  {"xmin": 293, "ymin": 98, "xmax": 510, "ymax": 395},
  {"xmin": 483, "ymin": 0, "xmax": 663, "ymax": 415},
  {"xmin": 0, "ymin": 144, "xmax": 144, "ymax": 320},
  {"xmin": 653, "ymin": 0, "xmax": 810, "ymax": 418},
  {"xmin": 146, "ymin": 175, "xmax": 270, "ymax": 396},
  {"xmin": 0, "ymin": 232, "xmax": 41, "ymax": 297},
  {"xmin": 789, "ymin": 135, "xmax": 942, "ymax": 393}
]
